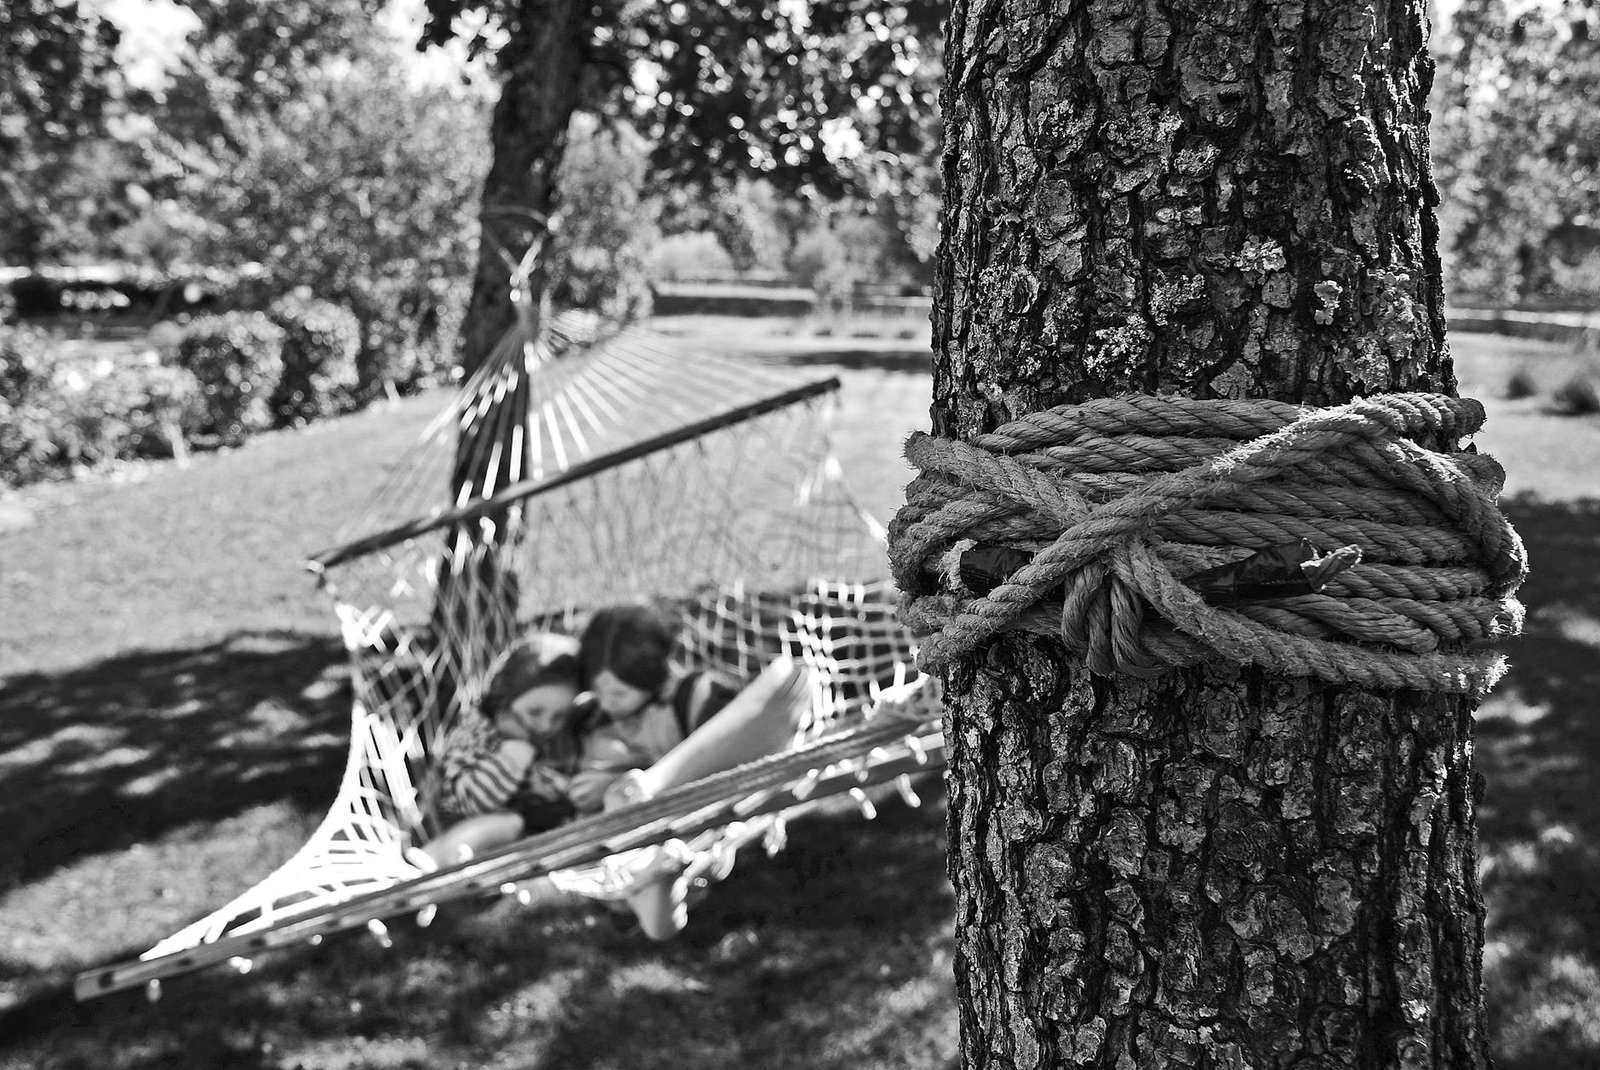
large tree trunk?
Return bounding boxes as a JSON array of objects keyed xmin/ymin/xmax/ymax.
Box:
[
  {"xmin": 435, "ymin": 1, "xmax": 586, "ymax": 680},
  {"xmin": 931, "ymin": 1, "xmax": 1490, "ymax": 1066},
  {"xmin": 458, "ymin": 0, "xmax": 586, "ymax": 380}
]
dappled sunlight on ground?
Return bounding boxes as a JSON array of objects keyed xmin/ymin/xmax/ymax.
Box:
[
  {"xmin": 2, "ymin": 321, "xmax": 1595, "ymax": 1066},
  {"xmin": 0, "ymin": 632, "xmax": 350, "ymax": 1008},
  {"xmin": 2, "ymin": 804, "xmax": 317, "ymax": 978},
  {"xmin": 1474, "ymin": 495, "xmax": 1600, "ymax": 1068},
  {"xmin": 0, "ymin": 785, "xmax": 955, "ymax": 1070},
  {"xmin": 0, "ymin": 329, "xmax": 953, "ymax": 1067}
]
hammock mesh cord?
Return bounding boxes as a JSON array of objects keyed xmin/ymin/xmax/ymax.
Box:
[{"xmin": 138, "ymin": 314, "xmax": 923, "ymax": 960}]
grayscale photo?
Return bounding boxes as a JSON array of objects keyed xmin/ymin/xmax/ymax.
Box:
[{"xmin": 1, "ymin": 1, "xmax": 1593, "ymax": 1067}]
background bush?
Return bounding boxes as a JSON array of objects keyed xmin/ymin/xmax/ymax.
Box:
[
  {"xmin": 36, "ymin": 363, "xmax": 156, "ymax": 470},
  {"xmin": 0, "ymin": 327, "xmax": 58, "ymax": 485},
  {"xmin": 268, "ymin": 293, "xmax": 361, "ymax": 425},
  {"xmin": 183, "ymin": 60, "xmax": 486, "ymax": 402},
  {"xmin": 1552, "ymin": 374, "xmax": 1600, "ymax": 416},
  {"xmin": 172, "ymin": 312, "xmax": 286, "ymax": 442},
  {"xmin": 383, "ymin": 276, "xmax": 468, "ymax": 394},
  {"xmin": 125, "ymin": 362, "xmax": 201, "ymax": 458},
  {"xmin": 547, "ymin": 115, "xmax": 660, "ymax": 322},
  {"xmin": 1506, "ymin": 368, "xmax": 1539, "ymax": 400},
  {"xmin": 0, "ymin": 329, "xmax": 202, "ymax": 486},
  {"xmin": 789, "ymin": 227, "xmax": 860, "ymax": 313},
  {"xmin": 646, "ymin": 231, "xmax": 735, "ymax": 283}
]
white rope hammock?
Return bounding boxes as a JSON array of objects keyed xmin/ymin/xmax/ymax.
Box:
[{"xmin": 75, "ymin": 308, "xmax": 939, "ymax": 1001}]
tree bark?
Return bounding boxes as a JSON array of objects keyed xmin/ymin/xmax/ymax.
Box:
[
  {"xmin": 458, "ymin": 0, "xmax": 587, "ymax": 379},
  {"xmin": 435, "ymin": 0, "xmax": 586, "ymax": 680},
  {"xmin": 931, "ymin": 1, "xmax": 1490, "ymax": 1066}
]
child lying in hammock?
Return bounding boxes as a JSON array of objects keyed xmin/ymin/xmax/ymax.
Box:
[
  {"xmin": 412, "ymin": 633, "xmax": 585, "ymax": 868},
  {"xmin": 556, "ymin": 605, "xmax": 813, "ymax": 938},
  {"xmin": 411, "ymin": 603, "xmax": 811, "ymax": 938},
  {"xmin": 566, "ymin": 604, "xmax": 742, "ymax": 813}
]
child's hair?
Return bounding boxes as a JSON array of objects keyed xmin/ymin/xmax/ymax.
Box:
[
  {"xmin": 577, "ymin": 604, "xmax": 676, "ymax": 694},
  {"xmin": 481, "ymin": 640, "xmax": 582, "ymax": 719}
]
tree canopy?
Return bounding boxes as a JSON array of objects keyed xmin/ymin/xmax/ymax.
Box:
[
  {"xmin": 418, "ymin": 0, "xmax": 943, "ymax": 200},
  {"xmin": 160, "ymin": 0, "xmax": 389, "ymax": 143},
  {"xmin": 1434, "ymin": 0, "xmax": 1600, "ymax": 302},
  {"xmin": 0, "ymin": 0, "xmax": 122, "ymax": 265},
  {"xmin": 178, "ymin": 54, "xmax": 490, "ymax": 390}
]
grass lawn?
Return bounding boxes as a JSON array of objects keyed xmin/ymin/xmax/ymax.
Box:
[{"xmin": 1, "ymin": 319, "xmax": 1598, "ymax": 1068}]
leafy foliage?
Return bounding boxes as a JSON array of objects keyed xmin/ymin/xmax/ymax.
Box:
[
  {"xmin": 1434, "ymin": 2, "xmax": 1600, "ymax": 302},
  {"xmin": 43, "ymin": 360, "xmax": 189, "ymax": 469},
  {"xmin": 179, "ymin": 57, "xmax": 489, "ymax": 395},
  {"xmin": 419, "ymin": 0, "xmax": 943, "ymax": 201},
  {"xmin": 160, "ymin": 0, "xmax": 387, "ymax": 145},
  {"xmin": 790, "ymin": 227, "xmax": 860, "ymax": 312},
  {"xmin": 657, "ymin": 179, "xmax": 801, "ymax": 273},
  {"xmin": 790, "ymin": 210, "xmax": 913, "ymax": 310},
  {"xmin": 617, "ymin": 0, "xmax": 942, "ymax": 199},
  {"xmin": 547, "ymin": 116, "xmax": 661, "ymax": 320},
  {"xmin": 173, "ymin": 312, "xmax": 287, "ymax": 442},
  {"xmin": 0, "ymin": 329, "xmax": 200, "ymax": 486},
  {"xmin": 0, "ymin": 327, "xmax": 57, "ymax": 484},
  {"xmin": 268, "ymin": 292, "xmax": 363, "ymax": 425},
  {"xmin": 0, "ymin": 324, "xmax": 45, "ymax": 400},
  {"xmin": 12, "ymin": 138, "xmax": 159, "ymax": 269},
  {"xmin": 648, "ymin": 232, "xmax": 737, "ymax": 282},
  {"xmin": 0, "ymin": 0, "xmax": 122, "ymax": 265},
  {"xmin": 1553, "ymin": 373, "xmax": 1600, "ymax": 414}
]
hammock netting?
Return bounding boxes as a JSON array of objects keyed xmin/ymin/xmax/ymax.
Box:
[{"xmin": 76, "ymin": 308, "xmax": 939, "ymax": 1000}]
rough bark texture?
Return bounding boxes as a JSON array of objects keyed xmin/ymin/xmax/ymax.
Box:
[
  {"xmin": 932, "ymin": 1, "xmax": 1490, "ymax": 1067},
  {"xmin": 458, "ymin": 0, "xmax": 586, "ymax": 379}
]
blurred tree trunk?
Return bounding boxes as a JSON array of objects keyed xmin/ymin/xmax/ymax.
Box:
[
  {"xmin": 458, "ymin": 0, "xmax": 585, "ymax": 380},
  {"xmin": 438, "ymin": 1, "xmax": 585, "ymax": 670},
  {"xmin": 931, "ymin": 1, "xmax": 1491, "ymax": 1066}
]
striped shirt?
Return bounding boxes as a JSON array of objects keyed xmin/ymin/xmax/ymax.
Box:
[{"xmin": 437, "ymin": 707, "xmax": 574, "ymax": 818}]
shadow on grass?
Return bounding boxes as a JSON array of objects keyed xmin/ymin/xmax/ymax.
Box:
[
  {"xmin": 6, "ymin": 496, "xmax": 1588, "ymax": 1068},
  {"xmin": 1475, "ymin": 494, "xmax": 1600, "ymax": 1069},
  {"xmin": 0, "ymin": 631, "xmax": 350, "ymax": 891},
  {"xmin": 521, "ymin": 790, "xmax": 956, "ymax": 1070},
  {"xmin": 2, "ymin": 783, "xmax": 955, "ymax": 1070}
]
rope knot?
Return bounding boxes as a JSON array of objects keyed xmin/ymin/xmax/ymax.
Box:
[{"xmin": 887, "ymin": 393, "xmax": 1527, "ymax": 694}]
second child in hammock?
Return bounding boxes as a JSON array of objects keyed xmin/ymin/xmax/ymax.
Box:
[
  {"xmin": 557, "ymin": 605, "xmax": 811, "ymax": 940},
  {"xmin": 567, "ymin": 604, "xmax": 740, "ymax": 814},
  {"xmin": 412, "ymin": 605, "xmax": 739, "ymax": 870}
]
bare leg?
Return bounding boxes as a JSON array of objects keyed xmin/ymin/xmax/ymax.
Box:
[
  {"xmin": 618, "ymin": 848, "xmax": 695, "ymax": 940},
  {"xmin": 631, "ymin": 657, "xmax": 812, "ymax": 798},
  {"xmin": 412, "ymin": 811, "xmax": 525, "ymax": 870},
  {"xmin": 626, "ymin": 875, "xmax": 690, "ymax": 940},
  {"xmin": 601, "ymin": 661, "xmax": 813, "ymax": 937}
]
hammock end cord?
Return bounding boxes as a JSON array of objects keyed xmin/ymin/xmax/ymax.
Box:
[{"xmin": 887, "ymin": 393, "xmax": 1528, "ymax": 696}]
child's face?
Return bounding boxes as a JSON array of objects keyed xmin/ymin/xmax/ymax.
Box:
[
  {"xmin": 592, "ymin": 669, "xmax": 653, "ymax": 720},
  {"xmin": 496, "ymin": 681, "xmax": 578, "ymax": 741}
]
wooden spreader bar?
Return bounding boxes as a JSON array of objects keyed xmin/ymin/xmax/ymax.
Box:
[
  {"xmin": 74, "ymin": 714, "xmax": 942, "ymax": 1002},
  {"xmin": 305, "ymin": 377, "xmax": 841, "ymax": 573}
]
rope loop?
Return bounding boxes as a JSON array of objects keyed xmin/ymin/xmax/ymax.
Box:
[{"xmin": 887, "ymin": 393, "xmax": 1527, "ymax": 694}]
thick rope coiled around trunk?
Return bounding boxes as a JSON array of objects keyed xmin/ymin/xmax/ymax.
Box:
[{"xmin": 887, "ymin": 393, "xmax": 1527, "ymax": 694}]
